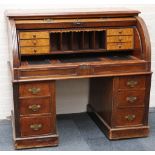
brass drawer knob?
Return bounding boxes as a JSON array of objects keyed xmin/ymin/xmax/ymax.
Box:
[
  {"xmin": 34, "ymin": 49, "xmax": 37, "ymax": 53},
  {"xmin": 28, "ymin": 104, "xmax": 41, "ymax": 112},
  {"xmin": 32, "ymin": 40, "xmax": 37, "ymax": 46},
  {"xmin": 118, "ymin": 45, "xmax": 122, "ymax": 48},
  {"xmin": 127, "ymin": 80, "xmax": 138, "ymax": 88},
  {"xmin": 30, "ymin": 124, "xmax": 42, "ymax": 131},
  {"xmin": 28, "ymin": 87, "xmax": 41, "ymax": 95},
  {"xmin": 32, "ymin": 34, "xmax": 36, "ymax": 38},
  {"xmin": 126, "ymin": 96, "xmax": 137, "ymax": 103},
  {"xmin": 125, "ymin": 114, "xmax": 136, "ymax": 121},
  {"xmin": 119, "ymin": 30, "xmax": 122, "ymax": 34}
]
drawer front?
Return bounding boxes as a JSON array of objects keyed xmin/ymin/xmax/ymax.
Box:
[
  {"xmin": 107, "ymin": 36, "xmax": 133, "ymax": 43},
  {"xmin": 113, "ymin": 108, "xmax": 144, "ymax": 127},
  {"xmin": 19, "ymin": 31, "xmax": 49, "ymax": 39},
  {"xmin": 93, "ymin": 64, "xmax": 146, "ymax": 75},
  {"xmin": 19, "ymin": 82, "xmax": 51, "ymax": 97},
  {"xmin": 118, "ymin": 76, "xmax": 146, "ymax": 89},
  {"xmin": 20, "ymin": 67, "xmax": 77, "ymax": 77},
  {"xmin": 20, "ymin": 97, "xmax": 51, "ymax": 115},
  {"xmin": 116, "ymin": 90, "xmax": 145, "ymax": 108},
  {"xmin": 20, "ymin": 46, "xmax": 50, "ymax": 54},
  {"xmin": 20, "ymin": 115, "xmax": 55, "ymax": 137},
  {"xmin": 107, "ymin": 42, "xmax": 133, "ymax": 50},
  {"xmin": 107, "ymin": 28, "xmax": 133, "ymax": 36},
  {"xmin": 19, "ymin": 39, "xmax": 50, "ymax": 47}
]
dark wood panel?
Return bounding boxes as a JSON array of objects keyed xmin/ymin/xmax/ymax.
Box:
[
  {"xmin": 19, "ymin": 81, "xmax": 51, "ymax": 97},
  {"xmin": 113, "ymin": 107, "xmax": 145, "ymax": 127},
  {"xmin": 116, "ymin": 90, "xmax": 145, "ymax": 108},
  {"xmin": 20, "ymin": 115, "xmax": 55, "ymax": 137},
  {"xmin": 19, "ymin": 97, "xmax": 51, "ymax": 115},
  {"xmin": 118, "ymin": 75, "xmax": 146, "ymax": 90}
]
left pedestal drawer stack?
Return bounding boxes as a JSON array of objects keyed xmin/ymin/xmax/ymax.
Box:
[{"xmin": 13, "ymin": 81, "xmax": 58, "ymax": 149}]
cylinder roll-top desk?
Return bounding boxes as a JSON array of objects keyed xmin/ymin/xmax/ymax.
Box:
[{"xmin": 6, "ymin": 9, "xmax": 152, "ymax": 149}]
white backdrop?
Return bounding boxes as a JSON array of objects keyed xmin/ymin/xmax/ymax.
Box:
[{"xmin": 0, "ymin": 0, "xmax": 155, "ymax": 119}]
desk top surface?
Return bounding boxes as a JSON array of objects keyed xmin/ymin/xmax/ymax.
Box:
[{"xmin": 5, "ymin": 8, "xmax": 140, "ymax": 18}]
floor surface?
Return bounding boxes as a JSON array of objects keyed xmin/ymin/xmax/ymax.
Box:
[{"xmin": 0, "ymin": 112, "xmax": 155, "ymax": 151}]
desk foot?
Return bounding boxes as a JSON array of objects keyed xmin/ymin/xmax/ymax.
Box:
[
  {"xmin": 87, "ymin": 104, "xmax": 149, "ymax": 140},
  {"xmin": 14, "ymin": 135, "xmax": 59, "ymax": 150}
]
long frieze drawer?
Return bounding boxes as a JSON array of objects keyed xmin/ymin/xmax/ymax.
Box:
[
  {"xmin": 93, "ymin": 63, "xmax": 146, "ymax": 75},
  {"xmin": 19, "ymin": 67, "xmax": 77, "ymax": 77},
  {"xmin": 19, "ymin": 39, "xmax": 50, "ymax": 47},
  {"xmin": 20, "ymin": 115, "xmax": 55, "ymax": 137},
  {"xmin": 113, "ymin": 108, "xmax": 144, "ymax": 127},
  {"xmin": 107, "ymin": 36, "xmax": 133, "ymax": 43},
  {"xmin": 118, "ymin": 76, "xmax": 146, "ymax": 89},
  {"xmin": 107, "ymin": 42, "xmax": 133, "ymax": 50},
  {"xmin": 19, "ymin": 97, "xmax": 51, "ymax": 115},
  {"xmin": 19, "ymin": 82, "xmax": 51, "ymax": 97},
  {"xmin": 107, "ymin": 28, "xmax": 133, "ymax": 36},
  {"xmin": 20, "ymin": 46, "xmax": 50, "ymax": 55},
  {"xmin": 116, "ymin": 90, "xmax": 145, "ymax": 108},
  {"xmin": 19, "ymin": 31, "xmax": 49, "ymax": 39}
]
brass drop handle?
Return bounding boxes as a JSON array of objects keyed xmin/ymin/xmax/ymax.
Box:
[
  {"xmin": 30, "ymin": 124, "xmax": 42, "ymax": 131},
  {"xmin": 126, "ymin": 96, "xmax": 137, "ymax": 103},
  {"xmin": 28, "ymin": 87, "xmax": 41, "ymax": 95},
  {"xmin": 125, "ymin": 115, "xmax": 136, "ymax": 121},
  {"xmin": 127, "ymin": 80, "xmax": 138, "ymax": 88},
  {"xmin": 28, "ymin": 104, "xmax": 41, "ymax": 112}
]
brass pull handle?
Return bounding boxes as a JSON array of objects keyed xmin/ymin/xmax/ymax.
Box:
[
  {"xmin": 30, "ymin": 124, "xmax": 42, "ymax": 131},
  {"xmin": 125, "ymin": 115, "xmax": 136, "ymax": 121},
  {"xmin": 28, "ymin": 104, "xmax": 41, "ymax": 112},
  {"xmin": 127, "ymin": 80, "xmax": 138, "ymax": 88},
  {"xmin": 126, "ymin": 96, "xmax": 137, "ymax": 103},
  {"xmin": 28, "ymin": 87, "xmax": 41, "ymax": 95}
]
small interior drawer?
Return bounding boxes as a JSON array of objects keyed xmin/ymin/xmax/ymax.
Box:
[
  {"xmin": 20, "ymin": 115, "xmax": 55, "ymax": 137},
  {"xmin": 118, "ymin": 76, "xmax": 146, "ymax": 90},
  {"xmin": 20, "ymin": 46, "xmax": 50, "ymax": 55},
  {"xmin": 19, "ymin": 82, "xmax": 51, "ymax": 97},
  {"xmin": 116, "ymin": 90, "xmax": 145, "ymax": 108},
  {"xmin": 19, "ymin": 97, "xmax": 51, "ymax": 115},
  {"xmin": 113, "ymin": 108, "xmax": 144, "ymax": 127},
  {"xmin": 107, "ymin": 35, "xmax": 133, "ymax": 43},
  {"xmin": 107, "ymin": 28, "xmax": 133, "ymax": 36},
  {"xmin": 19, "ymin": 39, "xmax": 50, "ymax": 47},
  {"xmin": 19, "ymin": 31, "xmax": 49, "ymax": 39},
  {"xmin": 107, "ymin": 42, "xmax": 133, "ymax": 50}
]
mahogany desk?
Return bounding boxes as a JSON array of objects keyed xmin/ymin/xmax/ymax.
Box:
[{"xmin": 6, "ymin": 9, "xmax": 152, "ymax": 149}]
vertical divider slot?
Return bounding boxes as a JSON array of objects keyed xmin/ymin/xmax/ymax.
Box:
[
  {"xmin": 95, "ymin": 31, "xmax": 106, "ymax": 49},
  {"xmin": 50, "ymin": 32, "xmax": 61, "ymax": 52},
  {"xmin": 62, "ymin": 32, "xmax": 72, "ymax": 51}
]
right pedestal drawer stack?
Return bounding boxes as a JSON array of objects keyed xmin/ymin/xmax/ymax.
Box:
[{"xmin": 113, "ymin": 75, "xmax": 147, "ymax": 128}]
